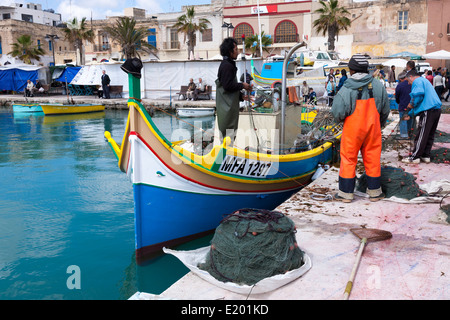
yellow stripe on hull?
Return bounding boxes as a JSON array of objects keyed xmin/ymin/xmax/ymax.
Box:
[{"xmin": 41, "ymin": 104, "xmax": 105, "ymax": 115}]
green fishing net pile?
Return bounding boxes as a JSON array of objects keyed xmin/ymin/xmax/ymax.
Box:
[
  {"xmin": 430, "ymin": 148, "xmax": 450, "ymax": 164},
  {"xmin": 357, "ymin": 166, "xmax": 427, "ymax": 200},
  {"xmin": 198, "ymin": 208, "xmax": 304, "ymax": 286}
]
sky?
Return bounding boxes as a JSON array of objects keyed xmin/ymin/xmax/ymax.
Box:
[{"xmin": 2, "ymin": 0, "xmax": 213, "ymax": 20}]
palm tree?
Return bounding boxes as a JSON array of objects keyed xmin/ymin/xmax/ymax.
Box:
[
  {"xmin": 173, "ymin": 6, "xmax": 210, "ymax": 60},
  {"xmin": 62, "ymin": 17, "xmax": 95, "ymax": 65},
  {"xmin": 313, "ymin": 0, "xmax": 351, "ymax": 51},
  {"xmin": 8, "ymin": 35, "xmax": 46, "ymax": 64},
  {"xmin": 104, "ymin": 16, "xmax": 158, "ymax": 60},
  {"xmin": 244, "ymin": 31, "xmax": 273, "ymax": 57}
]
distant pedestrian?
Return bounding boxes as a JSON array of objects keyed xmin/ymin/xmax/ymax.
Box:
[
  {"xmin": 301, "ymin": 81, "xmax": 309, "ymax": 103},
  {"xmin": 395, "ymin": 71, "xmax": 412, "ymax": 138},
  {"xmin": 101, "ymin": 70, "xmax": 111, "ymax": 99},
  {"xmin": 433, "ymin": 71, "xmax": 444, "ymax": 99},
  {"xmin": 186, "ymin": 78, "xmax": 196, "ymax": 100},
  {"xmin": 25, "ymin": 80, "xmax": 34, "ymax": 97},
  {"xmin": 402, "ymin": 69, "xmax": 442, "ymax": 164},
  {"xmin": 239, "ymin": 69, "xmax": 253, "ymax": 84},
  {"xmin": 388, "ymin": 65, "xmax": 396, "ymax": 87},
  {"xmin": 336, "ymin": 69, "xmax": 347, "ymax": 91},
  {"xmin": 425, "ymin": 70, "xmax": 433, "ymax": 84}
]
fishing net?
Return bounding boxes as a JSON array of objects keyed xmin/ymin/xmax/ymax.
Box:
[
  {"xmin": 198, "ymin": 208, "xmax": 304, "ymax": 286},
  {"xmin": 356, "ymin": 166, "xmax": 427, "ymax": 200},
  {"xmin": 434, "ymin": 130, "xmax": 449, "ymax": 143},
  {"xmin": 430, "ymin": 147, "xmax": 450, "ymax": 164}
]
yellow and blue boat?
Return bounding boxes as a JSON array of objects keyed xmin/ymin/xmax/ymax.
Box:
[
  {"xmin": 105, "ymin": 57, "xmax": 341, "ymax": 263},
  {"xmin": 40, "ymin": 103, "xmax": 105, "ymax": 115}
]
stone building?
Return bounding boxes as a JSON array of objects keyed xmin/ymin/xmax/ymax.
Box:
[
  {"xmin": 0, "ymin": 2, "xmax": 74, "ymax": 65},
  {"xmin": 1, "ymin": 0, "xmax": 449, "ymax": 69}
]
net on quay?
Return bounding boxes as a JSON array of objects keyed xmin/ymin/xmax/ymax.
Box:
[
  {"xmin": 198, "ymin": 208, "xmax": 305, "ymax": 286},
  {"xmin": 356, "ymin": 166, "xmax": 427, "ymax": 200}
]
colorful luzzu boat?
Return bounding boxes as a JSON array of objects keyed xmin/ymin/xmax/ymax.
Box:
[{"xmin": 104, "ymin": 58, "xmax": 341, "ymax": 263}]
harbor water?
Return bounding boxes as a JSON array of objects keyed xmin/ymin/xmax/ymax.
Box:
[{"xmin": 0, "ymin": 108, "xmax": 214, "ymax": 300}]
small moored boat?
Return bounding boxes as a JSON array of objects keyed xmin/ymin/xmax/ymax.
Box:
[
  {"xmin": 13, "ymin": 104, "xmax": 43, "ymax": 113},
  {"xmin": 40, "ymin": 103, "xmax": 105, "ymax": 115},
  {"xmin": 176, "ymin": 107, "xmax": 215, "ymax": 118}
]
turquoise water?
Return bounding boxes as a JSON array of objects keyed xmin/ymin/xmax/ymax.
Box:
[{"xmin": 0, "ymin": 108, "xmax": 214, "ymax": 300}]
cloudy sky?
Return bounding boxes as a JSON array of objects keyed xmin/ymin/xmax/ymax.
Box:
[{"xmin": 0, "ymin": 0, "xmax": 212, "ymax": 20}]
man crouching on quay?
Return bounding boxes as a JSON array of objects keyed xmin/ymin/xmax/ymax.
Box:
[{"xmin": 331, "ymin": 54, "xmax": 390, "ymax": 203}]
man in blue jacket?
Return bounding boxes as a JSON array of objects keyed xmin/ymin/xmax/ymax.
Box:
[
  {"xmin": 395, "ymin": 71, "xmax": 412, "ymax": 138},
  {"xmin": 402, "ymin": 69, "xmax": 442, "ymax": 164}
]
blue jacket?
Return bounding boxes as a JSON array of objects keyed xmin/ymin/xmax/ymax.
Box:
[
  {"xmin": 337, "ymin": 75, "xmax": 347, "ymax": 91},
  {"xmin": 395, "ymin": 80, "xmax": 411, "ymax": 112},
  {"xmin": 409, "ymin": 76, "xmax": 441, "ymax": 116}
]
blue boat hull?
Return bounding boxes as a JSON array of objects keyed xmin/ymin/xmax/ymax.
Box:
[
  {"xmin": 133, "ymin": 183, "xmax": 299, "ymax": 262},
  {"xmin": 13, "ymin": 104, "xmax": 43, "ymax": 113}
]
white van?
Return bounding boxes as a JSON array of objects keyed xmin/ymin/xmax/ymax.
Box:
[{"xmin": 415, "ymin": 62, "xmax": 431, "ymax": 74}]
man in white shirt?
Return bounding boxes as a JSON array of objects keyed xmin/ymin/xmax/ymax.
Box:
[
  {"xmin": 194, "ymin": 78, "xmax": 208, "ymax": 100},
  {"xmin": 433, "ymin": 71, "xmax": 444, "ymax": 99}
]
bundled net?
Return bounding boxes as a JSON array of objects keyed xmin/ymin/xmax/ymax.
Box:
[
  {"xmin": 430, "ymin": 147, "xmax": 450, "ymax": 164},
  {"xmin": 357, "ymin": 166, "xmax": 427, "ymax": 200},
  {"xmin": 198, "ymin": 208, "xmax": 304, "ymax": 286}
]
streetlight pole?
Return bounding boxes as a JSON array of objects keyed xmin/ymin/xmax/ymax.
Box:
[
  {"xmin": 221, "ymin": 22, "xmax": 234, "ymax": 38},
  {"xmin": 45, "ymin": 34, "xmax": 59, "ymax": 66}
]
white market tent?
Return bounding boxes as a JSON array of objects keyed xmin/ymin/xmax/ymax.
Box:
[
  {"xmin": 69, "ymin": 59, "xmax": 264, "ymax": 99},
  {"xmin": 381, "ymin": 58, "xmax": 408, "ymax": 68},
  {"xmin": 423, "ymin": 50, "xmax": 450, "ymax": 60}
]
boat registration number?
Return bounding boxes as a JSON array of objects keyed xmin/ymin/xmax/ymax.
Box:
[{"xmin": 218, "ymin": 155, "xmax": 274, "ymax": 178}]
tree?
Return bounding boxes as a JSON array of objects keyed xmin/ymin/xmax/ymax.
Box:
[
  {"xmin": 62, "ymin": 17, "xmax": 95, "ymax": 65},
  {"xmin": 313, "ymin": 0, "xmax": 351, "ymax": 51},
  {"xmin": 173, "ymin": 6, "xmax": 210, "ymax": 60},
  {"xmin": 8, "ymin": 35, "xmax": 45, "ymax": 64},
  {"xmin": 244, "ymin": 31, "xmax": 273, "ymax": 57},
  {"xmin": 104, "ymin": 16, "xmax": 158, "ymax": 60}
]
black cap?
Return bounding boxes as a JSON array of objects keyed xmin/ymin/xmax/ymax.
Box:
[{"xmin": 121, "ymin": 58, "xmax": 143, "ymax": 79}]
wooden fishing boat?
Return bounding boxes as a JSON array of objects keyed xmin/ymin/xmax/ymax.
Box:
[
  {"xmin": 40, "ymin": 103, "xmax": 105, "ymax": 115},
  {"xmin": 105, "ymin": 53, "xmax": 341, "ymax": 263},
  {"xmin": 12, "ymin": 103, "xmax": 42, "ymax": 113},
  {"xmin": 176, "ymin": 107, "xmax": 215, "ymax": 118}
]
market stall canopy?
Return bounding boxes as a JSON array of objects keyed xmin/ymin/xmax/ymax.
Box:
[
  {"xmin": 423, "ymin": 50, "xmax": 450, "ymax": 60},
  {"xmin": 381, "ymin": 58, "xmax": 408, "ymax": 68},
  {"xmin": 389, "ymin": 51, "xmax": 423, "ymax": 60},
  {"xmin": 54, "ymin": 66, "xmax": 81, "ymax": 82},
  {"xmin": 0, "ymin": 63, "xmax": 44, "ymax": 92}
]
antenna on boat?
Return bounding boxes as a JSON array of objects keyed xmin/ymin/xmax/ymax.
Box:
[
  {"xmin": 281, "ymin": 42, "xmax": 306, "ymax": 148},
  {"xmin": 65, "ymin": 75, "xmax": 71, "ymax": 104},
  {"xmin": 242, "ymin": 34, "xmax": 248, "ymax": 111}
]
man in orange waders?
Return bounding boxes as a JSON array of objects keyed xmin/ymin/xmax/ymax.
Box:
[{"xmin": 331, "ymin": 55, "xmax": 390, "ymax": 203}]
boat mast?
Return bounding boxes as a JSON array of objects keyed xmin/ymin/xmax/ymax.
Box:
[{"xmin": 281, "ymin": 41, "xmax": 306, "ymax": 149}]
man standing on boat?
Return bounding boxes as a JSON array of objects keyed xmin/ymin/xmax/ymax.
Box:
[
  {"xmin": 331, "ymin": 54, "xmax": 390, "ymax": 203},
  {"xmin": 216, "ymin": 38, "xmax": 252, "ymax": 142}
]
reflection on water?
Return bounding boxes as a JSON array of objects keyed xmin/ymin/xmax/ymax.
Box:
[{"xmin": 0, "ymin": 107, "xmax": 215, "ymax": 300}]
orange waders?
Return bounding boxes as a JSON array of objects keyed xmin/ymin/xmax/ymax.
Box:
[{"xmin": 338, "ymin": 84, "xmax": 382, "ymax": 199}]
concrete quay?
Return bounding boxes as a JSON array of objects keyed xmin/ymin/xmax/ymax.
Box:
[
  {"xmin": 0, "ymin": 94, "xmax": 215, "ymax": 112},
  {"xmin": 146, "ymin": 112, "xmax": 450, "ymax": 300}
]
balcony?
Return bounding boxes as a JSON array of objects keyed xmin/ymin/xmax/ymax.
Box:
[
  {"xmin": 163, "ymin": 41, "xmax": 181, "ymax": 50},
  {"xmin": 93, "ymin": 44, "xmax": 111, "ymax": 52}
]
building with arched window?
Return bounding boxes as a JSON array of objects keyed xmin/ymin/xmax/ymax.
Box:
[{"xmin": 223, "ymin": 0, "xmax": 310, "ymax": 56}]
